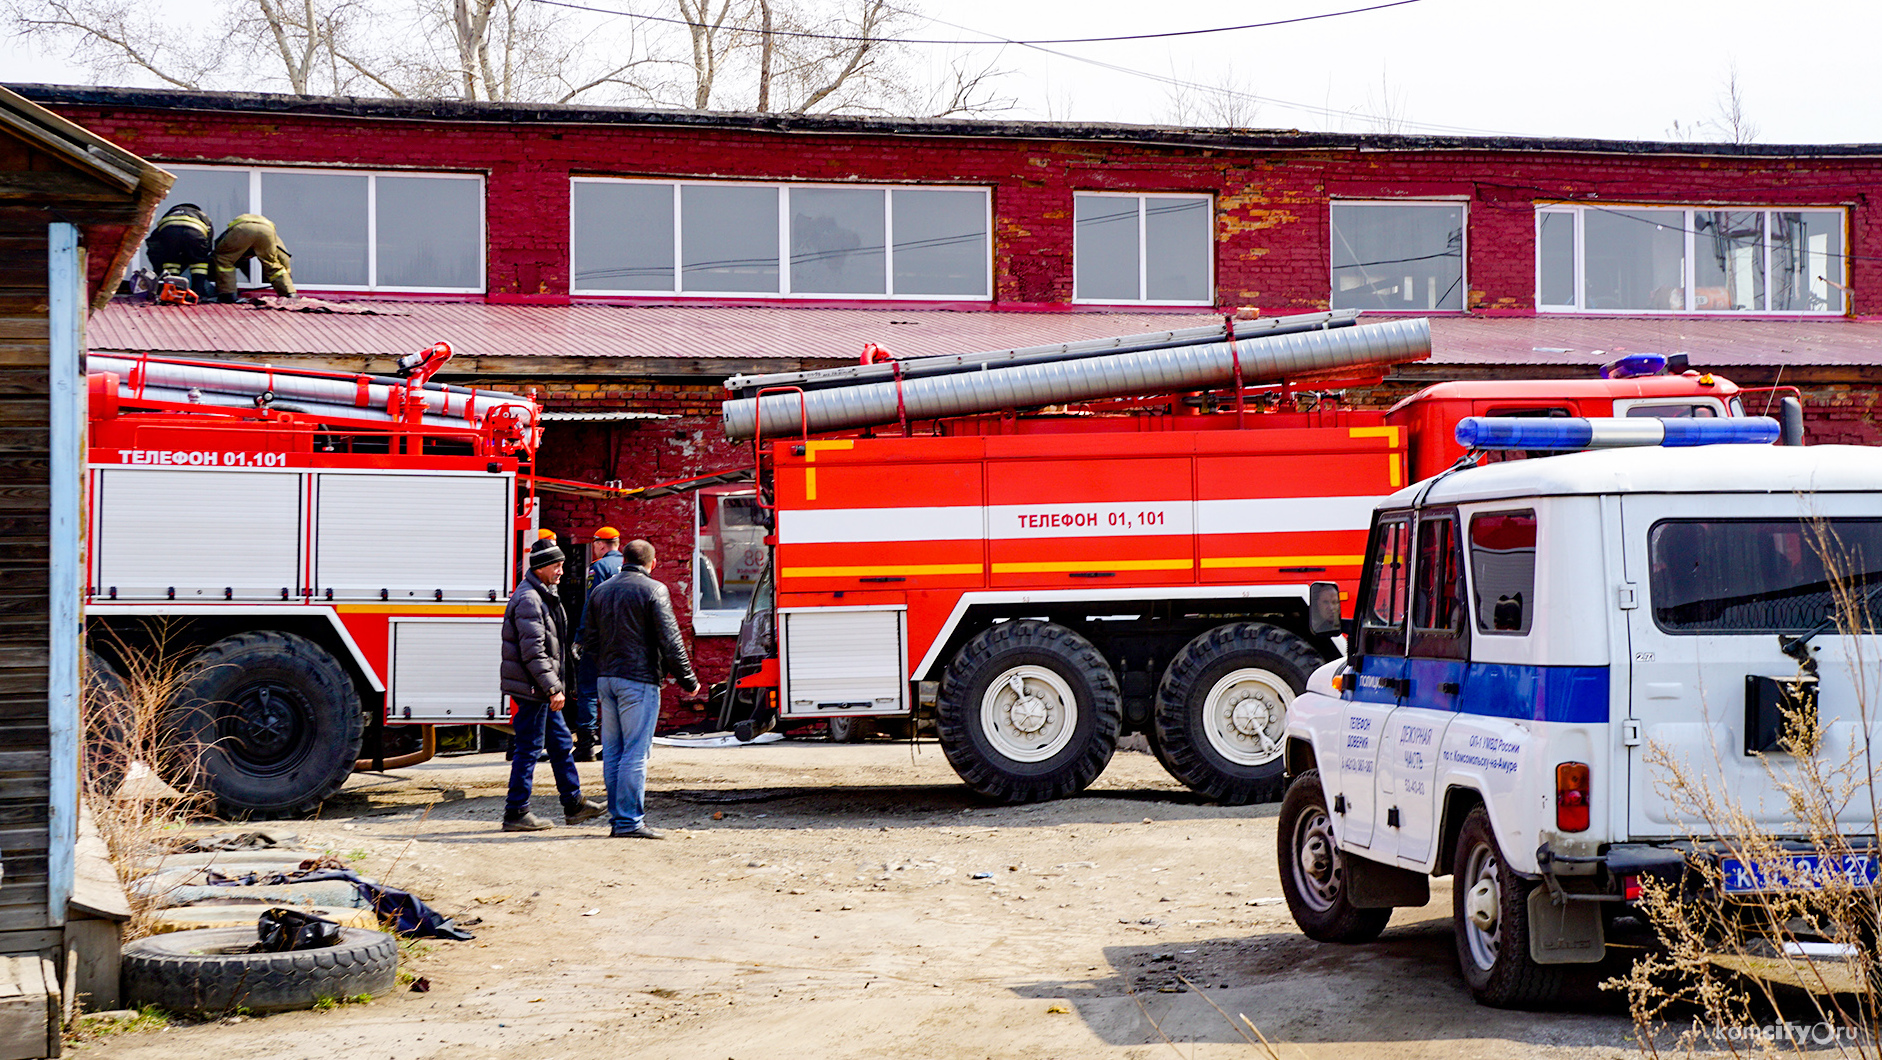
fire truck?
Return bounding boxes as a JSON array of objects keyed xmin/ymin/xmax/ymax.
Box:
[
  {"xmin": 700, "ymin": 311, "xmax": 1801, "ymax": 805},
  {"xmin": 84, "ymin": 344, "xmax": 552, "ymax": 817}
]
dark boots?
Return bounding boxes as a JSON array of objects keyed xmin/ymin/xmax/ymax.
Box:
[{"xmin": 572, "ymin": 727, "xmax": 597, "ymax": 762}]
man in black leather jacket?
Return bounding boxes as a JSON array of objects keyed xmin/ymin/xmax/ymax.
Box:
[
  {"xmin": 499, "ymin": 536, "xmax": 604, "ymax": 832},
  {"xmin": 581, "ymin": 538, "xmax": 700, "ymax": 838}
]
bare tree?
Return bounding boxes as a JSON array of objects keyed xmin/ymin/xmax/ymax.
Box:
[
  {"xmin": 1361, "ymin": 68, "xmax": 1411, "ymax": 135},
  {"xmin": 5, "ymin": 0, "xmax": 1007, "ymax": 113},
  {"xmin": 1665, "ymin": 61, "xmax": 1759, "ymax": 144},
  {"xmin": 1162, "ymin": 64, "xmax": 1260, "ymax": 130}
]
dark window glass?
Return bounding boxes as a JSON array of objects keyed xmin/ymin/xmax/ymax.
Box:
[
  {"xmin": 1359, "ymin": 518, "xmax": 1411, "ymax": 657},
  {"xmin": 1626, "ymin": 403, "xmax": 1716, "ymax": 418},
  {"xmin": 1470, "ymin": 510, "xmax": 1537, "ymax": 635},
  {"xmin": 1649, "ymin": 518, "xmax": 1882, "ymax": 633},
  {"xmin": 1410, "ymin": 515, "xmax": 1468, "ymax": 659}
]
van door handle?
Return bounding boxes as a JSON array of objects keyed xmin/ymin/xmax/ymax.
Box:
[{"xmin": 1441, "ymin": 681, "xmax": 1461, "ymax": 695}]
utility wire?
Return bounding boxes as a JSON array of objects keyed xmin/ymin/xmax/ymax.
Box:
[{"xmin": 526, "ymin": 0, "xmax": 1425, "ymax": 47}]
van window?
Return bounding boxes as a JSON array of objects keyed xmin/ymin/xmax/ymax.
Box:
[
  {"xmin": 1359, "ymin": 517, "xmax": 1411, "ymax": 656},
  {"xmin": 1626, "ymin": 403, "xmax": 1717, "ymax": 418},
  {"xmin": 1470, "ymin": 510, "xmax": 1537, "ymax": 635},
  {"xmin": 1410, "ymin": 515, "xmax": 1469, "ymax": 660},
  {"xmin": 1649, "ymin": 518, "xmax": 1882, "ymax": 633}
]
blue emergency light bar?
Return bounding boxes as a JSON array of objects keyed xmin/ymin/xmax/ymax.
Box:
[{"xmin": 1455, "ymin": 416, "xmax": 1781, "ymax": 450}]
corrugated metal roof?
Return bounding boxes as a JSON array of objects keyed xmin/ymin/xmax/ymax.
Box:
[
  {"xmin": 1423, "ymin": 316, "xmax": 1882, "ymax": 367},
  {"xmin": 87, "ymin": 301, "xmax": 1229, "ymax": 362},
  {"xmin": 87, "ymin": 300, "xmax": 1882, "ymax": 368}
]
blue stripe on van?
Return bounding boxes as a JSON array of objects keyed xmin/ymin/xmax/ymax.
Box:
[{"xmin": 1348, "ymin": 657, "xmax": 1609, "ymax": 724}]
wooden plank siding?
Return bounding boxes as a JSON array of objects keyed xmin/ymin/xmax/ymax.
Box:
[
  {"xmin": 0, "ymin": 216, "xmax": 51, "ymax": 936},
  {"xmin": 0, "ymin": 88, "xmax": 168, "ymax": 950}
]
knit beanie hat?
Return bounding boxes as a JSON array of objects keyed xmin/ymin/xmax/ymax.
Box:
[{"xmin": 529, "ymin": 536, "xmax": 565, "ymax": 570}]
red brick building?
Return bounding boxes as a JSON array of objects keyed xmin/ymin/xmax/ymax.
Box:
[{"xmin": 17, "ymin": 83, "xmax": 1882, "ymax": 725}]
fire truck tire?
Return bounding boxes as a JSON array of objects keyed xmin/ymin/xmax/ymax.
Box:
[
  {"xmin": 1153, "ymin": 622, "xmax": 1321, "ymax": 805},
  {"xmin": 83, "ymin": 648, "xmax": 133, "ymax": 793},
  {"xmin": 937, "ymin": 620, "xmax": 1121, "ymax": 804},
  {"xmin": 827, "ymin": 716, "xmax": 874, "ymax": 743},
  {"xmin": 173, "ymin": 632, "xmax": 365, "ymax": 819}
]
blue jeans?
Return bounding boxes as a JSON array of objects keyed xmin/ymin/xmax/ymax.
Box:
[
  {"xmin": 572, "ymin": 656, "xmax": 599, "ymax": 735},
  {"xmin": 598, "ymin": 677, "xmax": 661, "ymax": 831},
  {"xmin": 505, "ymin": 698, "xmax": 584, "ymax": 817}
]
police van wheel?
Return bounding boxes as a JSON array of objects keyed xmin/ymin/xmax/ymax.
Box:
[
  {"xmin": 1154, "ymin": 623, "xmax": 1321, "ymax": 805},
  {"xmin": 1453, "ymin": 806, "xmax": 1564, "ymax": 1008},
  {"xmin": 937, "ymin": 621, "xmax": 1121, "ymax": 804},
  {"xmin": 1277, "ymin": 770, "xmax": 1390, "ymax": 943},
  {"xmin": 173, "ymin": 632, "xmax": 365, "ymax": 819}
]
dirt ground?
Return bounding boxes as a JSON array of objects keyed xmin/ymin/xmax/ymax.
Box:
[{"xmin": 84, "ymin": 738, "xmax": 1645, "ymax": 1060}]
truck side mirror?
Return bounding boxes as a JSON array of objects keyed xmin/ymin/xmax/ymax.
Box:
[
  {"xmin": 1779, "ymin": 396, "xmax": 1805, "ymax": 447},
  {"xmin": 1309, "ymin": 581, "xmax": 1342, "ymax": 636}
]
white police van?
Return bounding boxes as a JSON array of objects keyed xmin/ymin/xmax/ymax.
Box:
[{"xmin": 1277, "ymin": 416, "xmax": 1882, "ymax": 1007}]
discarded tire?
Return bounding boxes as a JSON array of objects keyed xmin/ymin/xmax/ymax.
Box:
[{"xmin": 121, "ymin": 926, "xmax": 398, "ymax": 1015}]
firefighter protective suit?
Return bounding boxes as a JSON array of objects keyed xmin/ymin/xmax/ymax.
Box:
[
  {"xmin": 214, "ymin": 213, "xmax": 296, "ymax": 299},
  {"xmin": 144, "ymin": 204, "xmax": 215, "ymax": 298}
]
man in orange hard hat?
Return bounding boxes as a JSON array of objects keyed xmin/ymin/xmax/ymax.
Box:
[{"xmin": 570, "ymin": 526, "xmax": 624, "ymax": 762}]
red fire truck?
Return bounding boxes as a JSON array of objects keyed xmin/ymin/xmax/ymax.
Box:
[
  {"xmin": 84, "ymin": 344, "xmax": 553, "ymax": 817},
  {"xmin": 703, "ymin": 312, "xmax": 1800, "ymax": 805}
]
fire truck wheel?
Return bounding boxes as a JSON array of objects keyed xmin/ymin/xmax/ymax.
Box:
[
  {"xmin": 1153, "ymin": 622, "xmax": 1322, "ymax": 805},
  {"xmin": 83, "ymin": 648, "xmax": 134, "ymax": 793},
  {"xmin": 827, "ymin": 716, "xmax": 874, "ymax": 743},
  {"xmin": 937, "ymin": 620, "xmax": 1121, "ymax": 804},
  {"xmin": 1276, "ymin": 770, "xmax": 1390, "ymax": 944},
  {"xmin": 173, "ymin": 632, "xmax": 366, "ymax": 818}
]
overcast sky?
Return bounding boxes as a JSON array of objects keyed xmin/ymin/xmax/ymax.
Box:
[{"xmin": 5, "ymin": 0, "xmax": 1876, "ymax": 145}]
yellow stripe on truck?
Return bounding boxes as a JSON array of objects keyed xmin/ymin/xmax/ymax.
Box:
[
  {"xmin": 990, "ymin": 559, "xmax": 1194, "ymax": 574},
  {"xmin": 1200, "ymin": 555, "xmax": 1365, "ymax": 569}
]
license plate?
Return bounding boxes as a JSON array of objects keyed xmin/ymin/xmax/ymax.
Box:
[{"xmin": 1720, "ymin": 853, "xmax": 1880, "ymax": 894}]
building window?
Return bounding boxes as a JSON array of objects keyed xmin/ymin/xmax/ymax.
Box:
[
  {"xmin": 694, "ymin": 486, "xmax": 768, "ymax": 634},
  {"xmin": 1536, "ymin": 205, "xmax": 1845, "ymax": 314},
  {"xmin": 572, "ymin": 179, "xmax": 991, "ymax": 300},
  {"xmin": 139, "ymin": 165, "xmax": 485, "ymax": 293},
  {"xmin": 1073, "ymin": 193, "xmax": 1213, "ymax": 304},
  {"xmin": 1330, "ymin": 201, "xmax": 1465, "ymax": 312}
]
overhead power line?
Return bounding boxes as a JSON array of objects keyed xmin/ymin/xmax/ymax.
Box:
[{"xmin": 526, "ymin": 0, "xmax": 1426, "ymax": 47}]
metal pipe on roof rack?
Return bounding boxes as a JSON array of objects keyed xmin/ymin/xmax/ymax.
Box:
[
  {"xmin": 723, "ymin": 308, "xmax": 1363, "ymax": 396},
  {"xmin": 89, "ymin": 354, "xmax": 535, "ymax": 427},
  {"xmin": 116, "ymin": 385, "xmax": 515, "ymax": 432},
  {"xmin": 722, "ymin": 317, "xmax": 1429, "ymax": 442}
]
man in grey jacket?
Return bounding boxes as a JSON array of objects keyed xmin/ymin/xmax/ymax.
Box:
[
  {"xmin": 500, "ymin": 536, "xmax": 604, "ymax": 832},
  {"xmin": 580, "ymin": 539, "xmax": 699, "ymax": 839}
]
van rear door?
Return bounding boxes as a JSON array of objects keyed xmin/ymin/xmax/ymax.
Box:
[{"xmin": 1622, "ymin": 495, "xmax": 1882, "ymax": 839}]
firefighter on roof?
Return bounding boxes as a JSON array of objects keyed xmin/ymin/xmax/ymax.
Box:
[
  {"xmin": 144, "ymin": 203, "xmax": 215, "ymax": 301},
  {"xmin": 213, "ymin": 213, "xmax": 297, "ymax": 302}
]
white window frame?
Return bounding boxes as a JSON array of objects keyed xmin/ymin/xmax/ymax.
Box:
[
  {"xmin": 147, "ymin": 164, "xmax": 487, "ymax": 294},
  {"xmin": 1534, "ymin": 203, "xmax": 1847, "ymax": 316},
  {"xmin": 1071, "ymin": 191, "xmax": 1216, "ymax": 306},
  {"xmin": 693, "ymin": 485, "xmax": 765, "ymax": 636},
  {"xmin": 1328, "ymin": 198, "xmax": 1469, "ymax": 314},
  {"xmin": 569, "ymin": 177, "xmax": 994, "ymax": 301}
]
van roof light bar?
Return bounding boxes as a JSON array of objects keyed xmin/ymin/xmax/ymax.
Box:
[{"xmin": 1455, "ymin": 416, "xmax": 1780, "ymax": 451}]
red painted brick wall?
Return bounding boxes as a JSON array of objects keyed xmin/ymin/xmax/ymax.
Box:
[
  {"xmin": 490, "ymin": 378, "xmax": 744, "ymax": 731},
  {"xmin": 47, "ymin": 103, "xmax": 1877, "ymax": 315}
]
